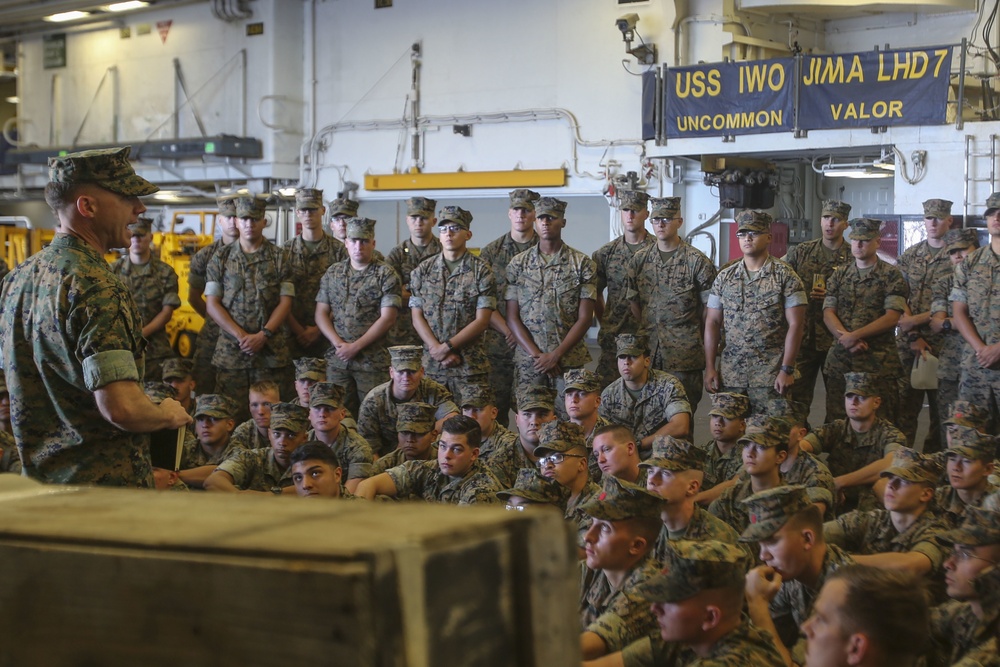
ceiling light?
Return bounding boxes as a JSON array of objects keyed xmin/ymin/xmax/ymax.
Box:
[
  {"xmin": 44, "ymin": 11, "xmax": 91, "ymax": 22},
  {"xmin": 5, "ymin": 96, "xmax": 18, "ymax": 104},
  {"xmin": 106, "ymin": 1, "xmax": 150, "ymax": 11},
  {"xmin": 821, "ymin": 168, "xmax": 894, "ymax": 179},
  {"xmin": 277, "ymin": 187, "xmax": 297, "ymax": 197}
]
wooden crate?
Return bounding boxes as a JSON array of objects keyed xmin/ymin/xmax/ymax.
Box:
[{"xmin": 0, "ymin": 477, "xmax": 578, "ymax": 667}]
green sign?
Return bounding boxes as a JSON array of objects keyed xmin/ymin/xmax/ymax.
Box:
[{"xmin": 43, "ymin": 34, "xmax": 66, "ymax": 70}]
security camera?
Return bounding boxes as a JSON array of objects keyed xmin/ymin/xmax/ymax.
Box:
[{"xmin": 616, "ymin": 13, "xmax": 639, "ymax": 34}]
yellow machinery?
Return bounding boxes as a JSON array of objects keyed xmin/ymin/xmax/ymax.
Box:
[{"xmin": 158, "ymin": 212, "xmax": 217, "ymax": 358}]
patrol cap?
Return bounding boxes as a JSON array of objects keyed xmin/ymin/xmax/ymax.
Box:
[
  {"xmin": 616, "ymin": 333, "xmax": 650, "ymax": 357},
  {"xmin": 736, "ymin": 209, "xmax": 772, "ymax": 233},
  {"xmin": 509, "ymin": 188, "xmax": 540, "ymax": 210},
  {"xmin": 563, "ymin": 368, "xmax": 601, "ymax": 393},
  {"xmin": 973, "ymin": 562, "xmax": 1000, "ymax": 611},
  {"xmin": 294, "ymin": 357, "xmax": 327, "ymax": 382},
  {"xmin": 821, "ymin": 200, "xmax": 852, "ymax": 220},
  {"xmin": 640, "ymin": 435, "xmax": 706, "ymax": 472},
  {"xmin": 268, "ymin": 402, "xmax": 310, "ymax": 433},
  {"xmin": 235, "ymin": 195, "xmax": 268, "ymax": 220},
  {"xmin": 406, "ymin": 196, "xmax": 436, "ymax": 218},
  {"xmin": 635, "ymin": 540, "xmax": 748, "ymax": 603},
  {"xmin": 389, "ymin": 345, "xmax": 423, "ymax": 372},
  {"xmin": 295, "ymin": 188, "xmax": 324, "ymax": 210},
  {"xmin": 438, "ymin": 205, "xmax": 473, "ymax": 230},
  {"xmin": 396, "ymin": 401, "xmax": 437, "ymax": 435},
  {"xmin": 329, "ymin": 197, "xmax": 360, "ymax": 217},
  {"xmin": 945, "ymin": 400, "xmax": 990, "ymax": 430},
  {"xmin": 194, "ymin": 394, "xmax": 235, "ymax": 419},
  {"xmin": 217, "ymin": 193, "xmax": 238, "ymax": 216},
  {"xmin": 47, "ymin": 146, "xmax": 158, "ymax": 197},
  {"xmin": 517, "ymin": 384, "xmax": 556, "ymax": 413},
  {"xmin": 346, "ymin": 217, "xmax": 377, "ymax": 240},
  {"xmin": 844, "ymin": 372, "xmax": 879, "ymax": 397},
  {"xmin": 579, "ymin": 476, "xmax": 664, "ymax": 521},
  {"xmin": 738, "ymin": 417, "xmax": 787, "ymax": 449},
  {"xmin": 986, "ymin": 192, "xmax": 1000, "ymax": 215},
  {"xmin": 937, "ymin": 506, "xmax": 1000, "ymax": 547},
  {"xmin": 535, "ymin": 197, "xmax": 568, "ymax": 218},
  {"xmin": 534, "ymin": 421, "xmax": 587, "ymax": 456},
  {"xmin": 618, "ymin": 190, "xmax": 650, "ymax": 212},
  {"xmin": 128, "ymin": 217, "xmax": 153, "ymax": 236},
  {"xmin": 161, "ymin": 358, "xmax": 194, "ymax": 381},
  {"xmin": 649, "ymin": 197, "xmax": 681, "ymax": 219},
  {"xmin": 309, "ymin": 382, "xmax": 346, "ymax": 409},
  {"xmin": 496, "ymin": 467, "xmax": 570, "ymax": 504},
  {"xmin": 847, "ymin": 217, "xmax": 882, "ymax": 241},
  {"xmin": 923, "ymin": 198, "xmax": 954, "ymax": 219},
  {"xmin": 739, "ymin": 485, "xmax": 812, "ymax": 542},
  {"xmin": 708, "ymin": 392, "xmax": 750, "ymax": 420},
  {"xmin": 947, "ymin": 429, "xmax": 999, "ymax": 463},
  {"xmin": 143, "ymin": 381, "xmax": 177, "ymax": 404},
  {"xmin": 459, "ymin": 384, "xmax": 496, "ymax": 409},
  {"xmin": 879, "ymin": 449, "xmax": 942, "ymax": 486},
  {"xmin": 944, "ymin": 228, "xmax": 980, "ymax": 254}
]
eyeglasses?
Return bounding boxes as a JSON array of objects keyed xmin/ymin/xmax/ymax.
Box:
[
  {"xmin": 537, "ymin": 453, "xmax": 586, "ymax": 467},
  {"xmin": 439, "ymin": 225, "xmax": 464, "ymax": 234},
  {"xmin": 951, "ymin": 547, "xmax": 999, "ymax": 565},
  {"xmin": 651, "ymin": 218, "xmax": 681, "ymax": 226},
  {"xmin": 505, "ymin": 504, "xmax": 526, "ymax": 512},
  {"xmin": 735, "ymin": 230, "xmax": 766, "ymax": 240}
]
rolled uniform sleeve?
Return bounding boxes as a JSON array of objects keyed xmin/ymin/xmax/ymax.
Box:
[
  {"xmin": 205, "ymin": 252, "xmax": 224, "ymax": 298},
  {"xmin": 215, "ymin": 449, "xmax": 259, "ymax": 489},
  {"xmin": 579, "ymin": 259, "xmax": 598, "ymax": 301},
  {"xmin": 77, "ymin": 285, "xmax": 144, "ymax": 391}
]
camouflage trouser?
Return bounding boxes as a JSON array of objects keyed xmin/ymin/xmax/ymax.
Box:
[
  {"xmin": 328, "ymin": 366, "xmax": 389, "ymax": 421},
  {"xmin": 937, "ymin": 377, "xmax": 960, "ymax": 446},
  {"xmin": 191, "ymin": 327, "xmax": 219, "ymax": 394},
  {"xmin": 959, "ymin": 364, "xmax": 1000, "ymax": 432},
  {"xmin": 721, "ymin": 385, "xmax": 786, "ymax": 421},
  {"xmin": 898, "ymin": 349, "xmax": 941, "ymax": 453},
  {"xmin": 792, "ymin": 347, "xmax": 827, "ymax": 422},
  {"xmin": 514, "ymin": 356, "xmax": 574, "ymax": 421},
  {"xmin": 486, "ymin": 348, "xmax": 515, "ymax": 427},
  {"xmin": 595, "ymin": 332, "xmax": 620, "ymax": 391},
  {"xmin": 216, "ymin": 365, "xmax": 293, "ymax": 424},
  {"xmin": 663, "ymin": 369, "xmax": 704, "ymax": 417},
  {"xmin": 426, "ymin": 370, "xmax": 489, "ymax": 409},
  {"xmin": 286, "ymin": 332, "xmax": 330, "ymax": 362},
  {"xmin": 386, "ymin": 308, "xmax": 422, "ymax": 347}
]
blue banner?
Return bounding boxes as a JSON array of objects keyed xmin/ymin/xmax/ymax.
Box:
[
  {"xmin": 798, "ymin": 46, "xmax": 953, "ymax": 130},
  {"xmin": 664, "ymin": 59, "xmax": 795, "ymax": 138}
]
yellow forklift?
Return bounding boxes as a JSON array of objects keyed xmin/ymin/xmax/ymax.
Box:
[{"xmin": 156, "ymin": 211, "xmax": 217, "ymax": 358}]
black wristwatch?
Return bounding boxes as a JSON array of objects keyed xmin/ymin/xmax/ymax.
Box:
[
  {"xmin": 942, "ymin": 319, "xmax": 953, "ymax": 332},
  {"xmin": 262, "ymin": 327, "xmax": 274, "ymax": 338},
  {"xmin": 780, "ymin": 365, "xmax": 795, "ymax": 375}
]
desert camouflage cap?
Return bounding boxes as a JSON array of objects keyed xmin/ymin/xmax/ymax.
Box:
[
  {"xmin": 987, "ymin": 193, "xmax": 1000, "ymax": 211},
  {"xmin": 739, "ymin": 485, "xmax": 812, "ymax": 542},
  {"xmin": 268, "ymin": 402, "xmax": 310, "ymax": 433},
  {"xmin": 736, "ymin": 209, "xmax": 772, "ymax": 233},
  {"xmin": 309, "ymin": 382, "xmax": 346, "ymax": 409},
  {"xmin": 389, "ymin": 345, "xmax": 423, "ymax": 371},
  {"xmin": 616, "ymin": 333, "xmax": 650, "ymax": 357},
  {"xmin": 459, "ymin": 383, "xmax": 496, "ymax": 409},
  {"xmin": 945, "ymin": 400, "xmax": 990, "ymax": 430},
  {"xmin": 580, "ymin": 476, "xmax": 664, "ymax": 521},
  {"xmin": 396, "ymin": 401, "xmax": 437, "ymax": 434},
  {"xmin": 923, "ymin": 198, "xmax": 954, "ymax": 219},
  {"xmin": 564, "ymin": 368, "xmax": 601, "ymax": 393},
  {"xmin": 636, "ymin": 540, "xmax": 748, "ymax": 603},
  {"xmin": 509, "ymin": 188, "xmax": 540, "ymax": 210},
  {"xmin": 328, "ymin": 197, "xmax": 360, "ymax": 217},
  {"xmin": 194, "ymin": 394, "xmax": 235, "ymax": 419},
  {"xmin": 295, "ymin": 188, "xmax": 324, "ymax": 210},
  {"xmin": 847, "ymin": 217, "xmax": 882, "ymax": 241},
  {"xmin": 235, "ymin": 195, "xmax": 268, "ymax": 220},
  {"xmin": 944, "ymin": 228, "xmax": 980, "ymax": 254},
  {"xmin": 938, "ymin": 506, "xmax": 1000, "ymax": 547},
  {"xmin": 406, "ymin": 196, "xmax": 436, "ymax": 218},
  {"xmin": 128, "ymin": 217, "xmax": 153, "ymax": 236},
  {"xmin": 844, "ymin": 372, "xmax": 879, "ymax": 397},
  {"xmin": 618, "ymin": 190, "xmax": 650, "ymax": 212},
  {"xmin": 650, "ymin": 197, "xmax": 681, "ymax": 219},
  {"xmin": 438, "ymin": 205, "xmax": 473, "ymax": 230},
  {"xmin": 47, "ymin": 146, "xmax": 158, "ymax": 197},
  {"xmin": 947, "ymin": 428, "xmax": 999, "ymax": 462},
  {"xmin": 294, "ymin": 357, "xmax": 327, "ymax": 382},
  {"xmin": 973, "ymin": 563, "xmax": 1000, "ymax": 612},
  {"xmin": 217, "ymin": 193, "xmax": 238, "ymax": 216},
  {"xmin": 738, "ymin": 416, "xmax": 789, "ymax": 450},
  {"xmin": 821, "ymin": 200, "xmax": 852, "ymax": 219},
  {"xmin": 535, "ymin": 197, "xmax": 568, "ymax": 218},
  {"xmin": 517, "ymin": 384, "xmax": 556, "ymax": 412},
  {"xmin": 641, "ymin": 435, "xmax": 706, "ymax": 472},
  {"xmin": 708, "ymin": 392, "xmax": 750, "ymax": 420},
  {"xmin": 879, "ymin": 449, "xmax": 942, "ymax": 485},
  {"xmin": 496, "ymin": 467, "xmax": 571, "ymax": 505},
  {"xmin": 534, "ymin": 421, "xmax": 586, "ymax": 456},
  {"xmin": 346, "ymin": 217, "xmax": 377, "ymax": 240},
  {"xmin": 161, "ymin": 357, "xmax": 194, "ymax": 381},
  {"xmin": 143, "ymin": 381, "xmax": 177, "ymax": 404}
]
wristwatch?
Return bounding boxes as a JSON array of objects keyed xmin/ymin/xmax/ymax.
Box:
[
  {"xmin": 780, "ymin": 365, "xmax": 795, "ymax": 375},
  {"xmin": 262, "ymin": 327, "xmax": 274, "ymax": 338},
  {"xmin": 942, "ymin": 319, "xmax": 953, "ymax": 332}
]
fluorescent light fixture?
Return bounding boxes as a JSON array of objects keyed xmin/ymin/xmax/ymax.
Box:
[
  {"xmin": 277, "ymin": 187, "xmax": 297, "ymax": 197},
  {"xmin": 5, "ymin": 96, "xmax": 18, "ymax": 104},
  {"xmin": 822, "ymin": 168, "xmax": 893, "ymax": 179},
  {"xmin": 44, "ymin": 10, "xmax": 91, "ymax": 22},
  {"xmin": 106, "ymin": 1, "xmax": 150, "ymax": 11}
]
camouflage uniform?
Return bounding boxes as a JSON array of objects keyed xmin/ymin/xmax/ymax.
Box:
[
  {"xmin": 311, "ymin": 427, "xmax": 373, "ymax": 481},
  {"xmin": 409, "ymin": 218, "xmax": 496, "ymax": 402},
  {"xmin": 385, "ymin": 458, "xmax": 502, "ymax": 504},
  {"xmin": 707, "ymin": 224, "xmax": 808, "ymax": 416},
  {"xmin": 214, "ymin": 447, "xmax": 293, "ymax": 493},
  {"xmin": 0, "ymin": 257, "xmax": 8, "ymax": 283},
  {"xmin": 579, "ymin": 559, "xmax": 660, "ymax": 654},
  {"xmin": 935, "ymin": 430, "xmax": 1000, "ymax": 527},
  {"xmin": 626, "ymin": 239, "xmax": 716, "ymax": 415},
  {"xmin": 230, "ymin": 420, "xmax": 270, "ymax": 451},
  {"xmin": 824, "ymin": 510, "xmax": 948, "ymax": 576},
  {"xmin": 0, "ymin": 430, "xmax": 21, "ymax": 474},
  {"xmin": 188, "ymin": 234, "xmax": 231, "ymax": 394},
  {"xmin": 566, "ymin": 480, "xmax": 602, "ymax": 548},
  {"xmin": 388, "ymin": 253, "xmax": 442, "ymax": 348},
  {"xmin": 506, "ymin": 203, "xmax": 597, "ymax": 419},
  {"xmin": 283, "ymin": 233, "xmax": 347, "ymax": 359},
  {"xmin": 822, "ymin": 237, "xmax": 908, "ymax": 422},
  {"xmin": 111, "ymin": 225, "xmax": 182, "ymax": 381},
  {"xmin": 356, "ymin": 377, "xmax": 458, "ymax": 457},
  {"xmin": 179, "ymin": 394, "xmax": 244, "ymax": 468},
  {"xmin": 651, "ymin": 505, "xmax": 743, "ymax": 565},
  {"xmin": 599, "ymin": 368, "xmax": 691, "ymax": 449},
  {"xmin": 479, "ymin": 422, "xmax": 520, "ymax": 461},
  {"xmin": 315, "ymin": 242, "xmax": 402, "ymax": 417},
  {"xmin": 481, "ymin": 436, "xmax": 536, "ymax": 489},
  {"xmin": 707, "ymin": 474, "xmax": 764, "ymax": 535},
  {"xmin": 700, "ymin": 439, "xmax": 746, "ymax": 492},
  {"xmin": 781, "ymin": 450, "xmax": 836, "ymax": 517}
]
